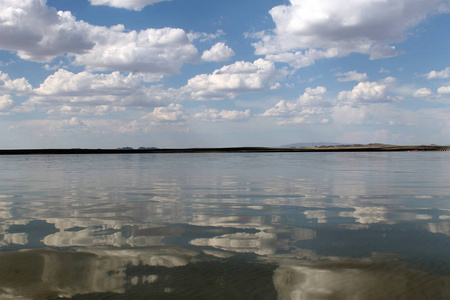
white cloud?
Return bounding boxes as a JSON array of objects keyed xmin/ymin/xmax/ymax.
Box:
[
  {"xmin": 62, "ymin": 117, "xmax": 86, "ymax": 127},
  {"xmin": 218, "ymin": 109, "xmax": 250, "ymax": 121},
  {"xmin": 47, "ymin": 105, "xmax": 126, "ymax": 116},
  {"xmin": 253, "ymin": 0, "xmax": 450, "ymax": 67},
  {"xmin": 336, "ymin": 71, "xmax": 368, "ymax": 82},
  {"xmin": 0, "ymin": 1, "xmax": 198, "ymax": 74},
  {"xmin": 426, "ymin": 67, "xmax": 450, "ymax": 79},
  {"xmin": 194, "ymin": 109, "xmax": 250, "ymax": 122},
  {"xmin": 0, "ymin": 72, "xmax": 32, "ymax": 94},
  {"xmin": 184, "ymin": 59, "xmax": 283, "ymax": 100},
  {"xmin": 438, "ymin": 86, "xmax": 450, "ymax": 95},
  {"xmin": 75, "ymin": 27, "xmax": 198, "ymax": 75},
  {"xmin": 380, "ymin": 77, "xmax": 397, "ymax": 84},
  {"xmin": 413, "ymin": 87, "xmax": 433, "ymax": 98},
  {"xmin": 262, "ymin": 100, "xmax": 297, "ymax": 118},
  {"xmin": 88, "ymin": 0, "xmax": 169, "ymax": 11},
  {"xmin": 142, "ymin": 103, "xmax": 186, "ymax": 125},
  {"xmin": 265, "ymin": 48, "xmax": 339, "ymax": 69},
  {"xmin": 33, "ymin": 69, "xmax": 142, "ymax": 97},
  {"xmin": 119, "ymin": 103, "xmax": 186, "ymax": 135},
  {"xmin": 297, "ymin": 86, "xmax": 328, "ymax": 107},
  {"xmin": 28, "ymin": 69, "xmax": 177, "ymax": 112},
  {"xmin": 0, "ymin": 0, "xmax": 94, "ymax": 62},
  {"xmin": 188, "ymin": 30, "xmax": 225, "ymax": 43},
  {"xmin": 0, "ymin": 95, "xmax": 15, "ymax": 113},
  {"xmin": 261, "ymin": 86, "xmax": 330, "ymax": 125},
  {"xmin": 338, "ymin": 82, "xmax": 390, "ymax": 105},
  {"xmin": 201, "ymin": 43, "xmax": 235, "ymax": 62}
]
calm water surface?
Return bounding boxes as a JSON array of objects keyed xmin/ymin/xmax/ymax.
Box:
[{"xmin": 0, "ymin": 152, "xmax": 449, "ymax": 299}]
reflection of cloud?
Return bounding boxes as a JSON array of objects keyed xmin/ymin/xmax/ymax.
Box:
[
  {"xmin": 424, "ymin": 222, "xmax": 450, "ymax": 236},
  {"xmin": 0, "ymin": 220, "xmax": 35, "ymax": 247},
  {"xmin": 43, "ymin": 228, "xmax": 165, "ymax": 248},
  {"xmin": 190, "ymin": 214, "xmax": 269, "ymax": 229},
  {"xmin": 0, "ymin": 232, "xmax": 28, "ymax": 246},
  {"xmin": 304, "ymin": 210, "xmax": 327, "ymax": 223},
  {"xmin": 290, "ymin": 228, "xmax": 316, "ymax": 241},
  {"xmin": 339, "ymin": 224, "xmax": 370, "ymax": 231},
  {"xmin": 342, "ymin": 207, "xmax": 389, "ymax": 224},
  {"xmin": 190, "ymin": 231, "xmax": 276, "ymax": 255},
  {"xmin": 88, "ymin": 248, "xmax": 198, "ymax": 268},
  {"xmin": 416, "ymin": 214, "xmax": 433, "ymax": 220},
  {"xmin": 42, "ymin": 218, "xmax": 187, "ymax": 248}
]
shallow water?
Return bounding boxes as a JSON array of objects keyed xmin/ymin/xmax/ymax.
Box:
[{"xmin": 0, "ymin": 152, "xmax": 449, "ymax": 299}]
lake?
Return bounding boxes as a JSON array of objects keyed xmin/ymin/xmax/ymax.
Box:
[{"xmin": 0, "ymin": 152, "xmax": 449, "ymax": 299}]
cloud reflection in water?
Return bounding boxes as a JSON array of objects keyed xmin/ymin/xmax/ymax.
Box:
[{"xmin": 0, "ymin": 153, "xmax": 449, "ymax": 299}]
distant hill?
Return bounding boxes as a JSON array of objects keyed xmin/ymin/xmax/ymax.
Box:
[
  {"xmin": 280, "ymin": 142, "xmax": 401, "ymax": 148},
  {"xmin": 280, "ymin": 142, "xmax": 345, "ymax": 148}
]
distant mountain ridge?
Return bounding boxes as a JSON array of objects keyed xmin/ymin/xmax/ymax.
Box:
[{"xmin": 280, "ymin": 142, "xmax": 345, "ymax": 148}]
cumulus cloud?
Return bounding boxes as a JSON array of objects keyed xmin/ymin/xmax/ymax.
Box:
[
  {"xmin": 0, "ymin": 72, "xmax": 32, "ymax": 94},
  {"xmin": 119, "ymin": 103, "xmax": 186, "ymax": 134},
  {"xmin": 62, "ymin": 117, "xmax": 86, "ymax": 127},
  {"xmin": 338, "ymin": 82, "xmax": 390, "ymax": 105},
  {"xmin": 297, "ymin": 86, "xmax": 329, "ymax": 107},
  {"xmin": 261, "ymin": 86, "xmax": 330, "ymax": 125},
  {"xmin": 261, "ymin": 100, "xmax": 329, "ymax": 125},
  {"xmin": 0, "ymin": 0, "xmax": 94, "ymax": 62},
  {"xmin": 142, "ymin": 103, "xmax": 186, "ymax": 125},
  {"xmin": 0, "ymin": 95, "xmax": 15, "ymax": 113},
  {"xmin": 75, "ymin": 27, "xmax": 198, "ymax": 75},
  {"xmin": 438, "ymin": 86, "xmax": 450, "ymax": 95},
  {"xmin": 28, "ymin": 69, "xmax": 178, "ymax": 112},
  {"xmin": 194, "ymin": 109, "xmax": 250, "ymax": 121},
  {"xmin": 253, "ymin": 0, "xmax": 450, "ymax": 67},
  {"xmin": 184, "ymin": 59, "xmax": 284, "ymax": 100},
  {"xmin": 261, "ymin": 84, "xmax": 400, "ymax": 126},
  {"xmin": 262, "ymin": 100, "xmax": 299, "ymax": 118},
  {"xmin": 336, "ymin": 71, "xmax": 368, "ymax": 82},
  {"xmin": 426, "ymin": 67, "xmax": 450, "ymax": 79},
  {"xmin": 265, "ymin": 48, "xmax": 339, "ymax": 69},
  {"xmin": 413, "ymin": 87, "xmax": 433, "ymax": 97},
  {"xmin": 201, "ymin": 43, "xmax": 235, "ymax": 62},
  {"xmin": 33, "ymin": 69, "xmax": 142, "ymax": 98},
  {"xmin": 0, "ymin": 1, "xmax": 198, "ymax": 74},
  {"xmin": 88, "ymin": 0, "xmax": 169, "ymax": 11}
]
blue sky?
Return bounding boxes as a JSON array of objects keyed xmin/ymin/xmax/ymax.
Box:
[{"xmin": 0, "ymin": 0, "xmax": 449, "ymax": 148}]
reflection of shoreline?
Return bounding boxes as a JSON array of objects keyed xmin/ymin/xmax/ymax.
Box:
[
  {"xmin": 1, "ymin": 247, "xmax": 449, "ymax": 300},
  {"xmin": 272, "ymin": 257, "xmax": 450, "ymax": 300},
  {"xmin": 0, "ymin": 247, "xmax": 278, "ymax": 299},
  {"xmin": 0, "ymin": 247, "xmax": 200, "ymax": 299}
]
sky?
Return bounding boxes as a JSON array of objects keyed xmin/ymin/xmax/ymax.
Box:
[{"xmin": 0, "ymin": 0, "xmax": 450, "ymax": 149}]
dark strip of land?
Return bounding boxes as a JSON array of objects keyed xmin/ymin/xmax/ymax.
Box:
[{"xmin": 0, "ymin": 145, "xmax": 449, "ymax": 155}]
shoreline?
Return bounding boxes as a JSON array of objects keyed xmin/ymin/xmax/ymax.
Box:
[{"xmin": 0, "ymin": 145, "xmax": 449, "ymax": 155}]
